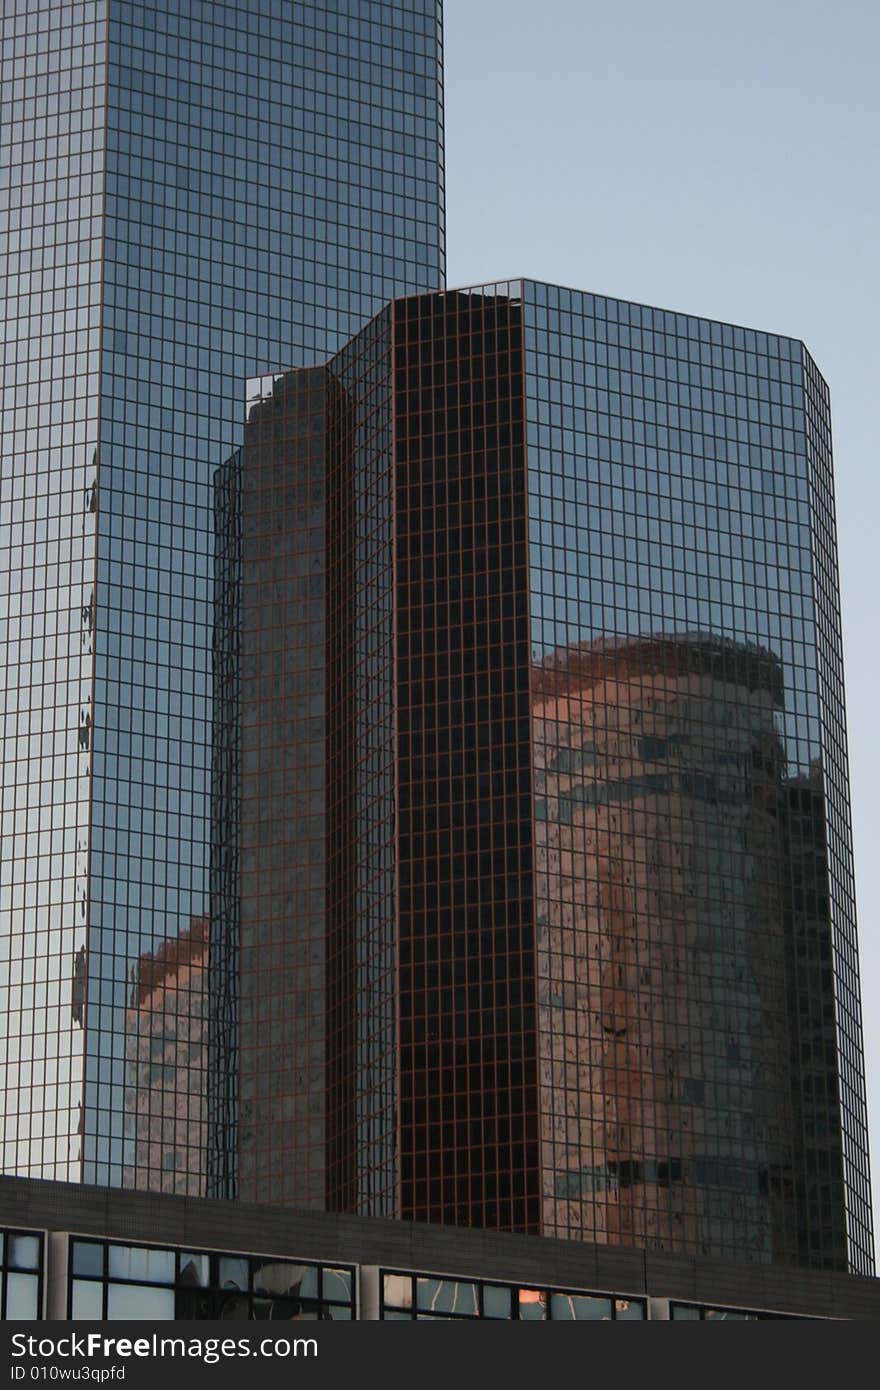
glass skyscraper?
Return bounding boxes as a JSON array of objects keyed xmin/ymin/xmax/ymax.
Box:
[
  {"xmin": 0, "ymin": 0, "xmax": 444, "ymax": 1189},
  {"xmin": 228, "ymin": 282, "xmax": 873, "ymax": 1273}
]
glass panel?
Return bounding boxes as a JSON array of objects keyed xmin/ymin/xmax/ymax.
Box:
[
  {"xmin": 71, "ymin": 1242, "xmax": 104, "ymax": 1278},
  {"xmin": 108, "ymin": 1245, "xmax": 175, "ymax": 1285},
  {"xmin": 218, "ymin": 1257, "xmax": 249, "ymax": 1292},
  {"xmin": 107, "ymin": 1284, "xmax": 175, "ymax": 1320},
  {"xmin": 71, "ymin": 1280, "xmax": 103, "ymax": 1320},
  {"xmin": 382, "ymin": 1273, "xmax": 412, "ymax": 1310},
  {"xmin": 5, "ymin": 1273, "xmax": 39, "ymax": 1320},
  {"xmin": 216, "ymin": 1290, "xmax": 250, "ymax": 1320},
  {"xmin": 8, "ymin": 1235, "xmax": 40, "ymax": 1270},
  {"xmin": 416, "ymin": 1277, "xmax": 478, "ymax": 1316},
  {"xmin": 178, "ymin": 1253, "xmax": 211, "ymax": 1287},
  {"xmin": 614, "ymin": 1297, "xmax": 646, "ymax": 1320},
  {"xmin": 322, "ymin": 1268, "xmax": 352, "ymax": 1303},
  {"xmin": 552, "ymin": 1292, "xmax": 613, "ymax": 1320},
  {"xmin": 482, "ymin": 1284, "xmax": 513, "ymax": 1319},
  {"xmin": 518, "ymin": 1289, "xmax": 548, "ymax": 1320},
  {"xmin": 326, "ymin": 1305, "xmax": 352, "ymax": 1320},
  {"xmin": 671, "ymin": 1305, "xmax": 701, "ymax": 1320},
  {"xmin": 252, "ymin": 1261, "xmax": 307, "ymax": 1297}
]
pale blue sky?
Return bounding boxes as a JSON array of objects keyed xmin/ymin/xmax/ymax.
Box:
[{"xmin": 444, "ymin": 0, "xmax": 880, "ymax": 1229}]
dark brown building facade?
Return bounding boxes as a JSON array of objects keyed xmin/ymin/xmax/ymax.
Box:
[
  {"xmin": 393, "ymin": 291, "xmax": 537, "ymax": 1231},
  {"xmin": 210, "ymin": 283, "xmax": 872, "ymax": 1275}
]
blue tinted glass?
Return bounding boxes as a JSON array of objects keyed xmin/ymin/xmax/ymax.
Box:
[
  {"xmin": 522, "ymin": 278, "xmax": 872, "ymax": 1273},
  {"xmin": 0, "ymin": 0, "xmax": 444, "ymax": 1196}
]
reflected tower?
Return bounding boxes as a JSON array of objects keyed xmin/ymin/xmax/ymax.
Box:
[
  {"xmin": 122, "ymin": 916, "xmax": 208, "ymax": 1196},
  {"xmin": 533, "ymin": 636, "xmax": 798, "ymax": 1258}
]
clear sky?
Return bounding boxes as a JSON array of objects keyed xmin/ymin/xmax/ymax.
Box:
[{"xmin": 444, "ymin": 0, "xmax": 880, "ymax": 1231}]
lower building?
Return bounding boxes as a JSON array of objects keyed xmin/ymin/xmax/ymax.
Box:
[{"xmin": 0, "ymin": 1176, "xmax": 877, "ymax": 1320}]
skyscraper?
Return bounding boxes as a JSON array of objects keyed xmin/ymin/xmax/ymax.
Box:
[
  {"xmin": 221, "ymin": 283, "xmax": 873, "ymax": 1273},
  {"xmin": 0, "ymin": 0, "xmax": 445, "ymax": 1189}
]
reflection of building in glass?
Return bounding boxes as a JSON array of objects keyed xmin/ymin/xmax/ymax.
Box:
[
  {"xmin": 122, "ymin": 918, "xmax": 208, "ymax": 1196},
  {"xmin": 533, "ymin": 636, "xmax": 796, "ymax": 1257},
  {"xmin": 0, "ymin": 1, "xmax": 445, "ymax": 1192},
  {"xmin": 380, "ymin": 1271, "xmax": 643, "ymax": 1319},
  {"xmin": 212, "ymin": 315, "xmax": 402, "ymax": 1212},
  {"xmin": 69, "ymin": 1234, "xmax": 353, "ymax": 1321},
  {"xmin": 213, "ymin": 283, "xmax": 873, "ymax": 1276},
  {"xmin": 212, "ymin": 368, "xmax": 343, "ymax": 1208}
]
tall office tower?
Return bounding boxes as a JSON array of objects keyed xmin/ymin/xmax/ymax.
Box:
[
  {"xmin": 221, "ymin": 282, "xmax": 873, "ymax": 1273},
  {"xmin": 0, "ymin": 0, "xmax": 445, "ymax": 1189}
]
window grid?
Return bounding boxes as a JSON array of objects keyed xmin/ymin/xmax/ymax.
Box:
[
  {"xmin": 0, "ymin": 1227, "xmax": 44, "ymax": 1320},
  {"xmin": 67, "ymin": 1236, "xmax": 354, "ymax": 1321},
  {"xmin": 380, "ymin": 1266, "xmax": 645, "ymax": 1320}
]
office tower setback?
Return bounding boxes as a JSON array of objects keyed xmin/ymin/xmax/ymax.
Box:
[
  {"xmin": 218, "ymin": 283, "xmax": 873, "ymax": 1274},
  {"xmin": 0, "ymin": 0, "xmax": 445, "ymax": 1190}
]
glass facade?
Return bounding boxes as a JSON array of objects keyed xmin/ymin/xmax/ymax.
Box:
[
  {"xmin": 669, "ymin": 1301, "xmax": 799, "ymax": 1320},
  {"xmin": 224, "ymin": 291, "xmax": 537, "ymax": 1218},
  {"xmin": 392, "ymin": 290, "xmax": 537, "ymax": 1230},
  {"xmin": 380, "ymin": 1269, "xmax": 645, "ymax": 1319},
  {"xmin": 0, "ymin": 0, "xmax": 445, "ymax": 1192},
  {"xmin": 1, "ymin": 0, "xmax": 106, "ymax": 1185},
  {"xmin": 236, "ymin": 282, "xmax": 871, "ymax": 1272},
  {"xmin": 520, "ymin": 278, "xmax": 871, "ymax": 1271},
  {"xmin": 0, "ymin": 1228, "xmax": 43, "ymax": 1319},
  {"xmin": 68, "ymin": 1236, "xmax": 353, "ymax": 1320},
  {"xmin": 212, "ymin": 314, "xmax": 399, "ymax": 1209},
  {"xmin": 2, "ymin": 2, "xmax": 872, "ymax": 1284},
  {"xmin": 0, "ymin": 1220, "xmax": 828, "ymax": 1321}
]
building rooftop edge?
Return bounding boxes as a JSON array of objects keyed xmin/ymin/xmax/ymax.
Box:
[
  {"xmin": 246, "ymin": 277, "xmax": 815, "ymax": 388},
  {"xmin": 0, "ymin": 1175, "xmax": 876, "ymax": 1318}
]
